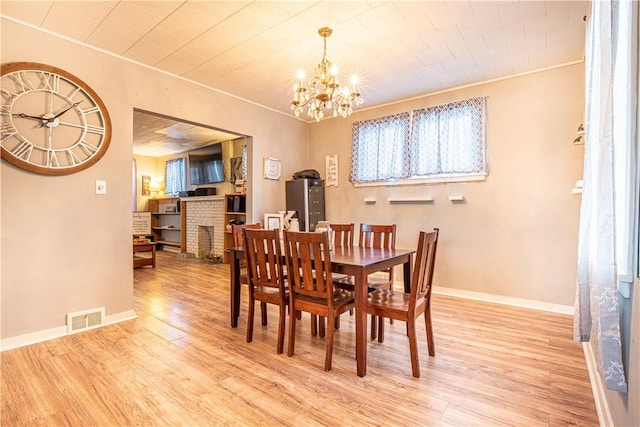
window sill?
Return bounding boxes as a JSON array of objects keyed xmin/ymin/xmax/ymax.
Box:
[{"xmin": 353, "ymin": 173, "xmax": 487, "ymax": 188}]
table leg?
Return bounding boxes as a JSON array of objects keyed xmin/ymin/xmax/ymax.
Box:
[
  {"xmin": 355, "ymin": 269, "xmax": 367, "ymax": 377},
  {"xmin": 230, "ymin": 251, "xmax": 241, "ymax": 327},
  {"xmin": 402, "ymin": 253, "xmax": 414, "ymax": 293}
]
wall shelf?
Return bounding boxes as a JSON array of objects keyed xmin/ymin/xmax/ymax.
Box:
[
  {"xmin": 387, "ymin": 196, "xmax": 434, "ymax": 203},
  {"xmin": 148, "ymin": 198, "xmax": 184, "ymax": 252},
  {"xmin": 223, "ymin": 194, "xmax": 247, "ymax": 263},
  {"xmin": 572, "ymin": 179, "xmax": 584, "ymax": 194}
]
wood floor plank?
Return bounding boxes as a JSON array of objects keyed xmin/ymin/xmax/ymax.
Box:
[{"xmin": 2, "ymin": 250, "xmax": 598, "ymax": 426}]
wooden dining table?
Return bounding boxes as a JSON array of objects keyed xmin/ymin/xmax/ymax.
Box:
[{"xmin": 228, "ymin": 244, "xmax": 415, "ymax": 377}]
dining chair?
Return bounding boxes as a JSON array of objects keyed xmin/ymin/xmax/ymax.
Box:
[
  {"xmin": 358, "ymin": 223, "xmax": 397, "ymax": 288},
  {"xmin": 324, "ymin": 223, "xmax": 356, "ymax": 331},
  {"xmin": 330, "ymin": 223, "xmax": 355, "ymax": 248},
  {"xmin": 366, "ymin": 228, "xmax": 439, "ymax": 378},
  {"xmin": 232, "ymin": 223, "xmax": 265, "ymax": 323},
  {"xmin": 283, "ymin": 230, "xmax": 355, "ymax": 371},
  {"xmin": 335, "ymin": 223, "xmax": 397, "ymax": 339},
  {"xmin": 360, "ymin": 223, "xmax": 397, "ymax": 338},
  {"xmin": 244, "ymin": 228, "xmax": 289, "ymax": 354}
]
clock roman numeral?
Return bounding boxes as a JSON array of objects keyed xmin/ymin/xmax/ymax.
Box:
[
  {"xmin": 9, "ymin": 139, "xmax": 34, "ymax": 159},
  {"xmin": 1, "ymin": 122, "xmax": 18, "ymax": 141},
  {"xmin": 1, "ymin": 86, "xmax": 20, "ymax": 100},
  {"xmin": 78, "ymin": 140, "xmax": 99, "ymax": 155},
  {"xmin": 65, "ymin": 148, "xmax": 87, "ymax": 166},
  {"xmin": 1, "ymin": 71, "xmax": 38, "ymax": 99},
  {"xmin": 47, "ymin": 150, "xmax": 60, "ymax": 168},
  {"xmin": 80, "ymin": 106, "xmax": 100, "ymax": 116},
  {"xmin": 86, "ymin": 124, "xmax": 105, "ymax": 135},
  {"xmin": 11, "ymin": 72, "xmax": 37, "ymax": 92},
  {"xmin": 41, "ymin": 72, "xmax": 60, "ymax": 93},
  {"xmin": 0, "ymin": 105, "xmax": 11, "ymax": 116}
]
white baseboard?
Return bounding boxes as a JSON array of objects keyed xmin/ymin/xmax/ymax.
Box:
[
  {"xmin": 432, "ymin": 286, "xmax": 574, "ymax": 315},
  {"xmin": 105, "ymin": 309, "xmax": 138, "ymax": 326},
  {"xmin": 583, "ymin": 342, "xmax": 613, "ymax": 427},
  {"xmin": 0, "ymin": 309, "xmax": 138, "ymax": 352},
  {"xmin": 0, "ymin": 325, "xmax": 68, "ymax": 352}
]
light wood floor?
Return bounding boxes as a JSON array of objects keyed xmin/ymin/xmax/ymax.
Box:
[{"xmin": 2, "ymin": 250, "xmax": 598, "ymax": 426}]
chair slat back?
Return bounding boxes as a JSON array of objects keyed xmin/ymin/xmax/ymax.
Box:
[
  {"xmin": 244, "ymin": 228, "xmax": 285, "ymax": 291},
  {"xmin": 232, "ymin": 223, "xmax": 261, "ymax": 248},
  {"xmin": 232, "ymin": 223, "xmax": 261, "ymax": 268},
  {"xmin": 409, "ymin": 229, "xmax": 439, "ymax": 312},
  {"xmin": 359, "ymin": 224, "xmax": 396, "ymax": 249},
  {"xmin": 283, "ymin": 231, "xmax": 333, "ymax": 301},
  {"xmin": 330, "ymin": 223, "xmax": 354, "ymax": 248},
  {"xmin": 359, "ymin": 224, "xmax": 397, "ymax": 281}
]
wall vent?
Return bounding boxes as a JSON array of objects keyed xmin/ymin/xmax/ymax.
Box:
[{"xmin": 66, "ymin": 307, "xmax": 105, "ymax": 334}]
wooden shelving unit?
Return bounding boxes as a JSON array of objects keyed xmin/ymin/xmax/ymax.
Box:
[
  {"xmin": 223, "ymin": 194, "xmax": 246, "ymax": 263},
  {"xmin": 148, "ymin": 197, "xmax": 184, "ymax": 252}
]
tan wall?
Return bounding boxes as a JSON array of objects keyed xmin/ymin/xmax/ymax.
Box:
[
  {"xmin": 1, "ymin": 19, "xmax": 307, "ymax": 340},
  {"xmin": 308, "ymin": 63, "xmax": 585, "ymax": 306},
  {"xmin": 133, "ymin": 155, "xmax": 161, "ymax": 212}
]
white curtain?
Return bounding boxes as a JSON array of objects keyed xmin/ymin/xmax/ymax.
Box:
[{"xmin": 574, "ymin": 0, "xmax": 636, "ymax": 393}]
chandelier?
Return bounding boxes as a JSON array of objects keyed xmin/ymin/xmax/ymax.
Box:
[{"xmin": 291, "ymin": 27, "xmax": 363, "ymax": 121}]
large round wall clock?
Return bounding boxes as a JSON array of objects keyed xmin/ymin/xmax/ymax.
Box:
[{"xmin": 0, "ymin": 62, "xmax": 112, "ymax": 175}]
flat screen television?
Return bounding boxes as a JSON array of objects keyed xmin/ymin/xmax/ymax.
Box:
[{"xmin": 188, "ymin": 143, "xmax": 224, "ymax": 185}]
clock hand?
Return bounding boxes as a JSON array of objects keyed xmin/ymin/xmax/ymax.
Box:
[
  {"xmin": 40, "ymin": 100, "xmax": 83, "ymax": 127},
  {"xmin": 53, "ymin": 100, "xmax": 83, "ymax": 119},
  {"xmin": 12, "ymin": 113, "xmax": 45, "ymax": 121}
]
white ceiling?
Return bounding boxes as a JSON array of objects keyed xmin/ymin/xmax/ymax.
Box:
[
  {"xmin": 1, "ymin": 0, "xmax": 589, "ymax": 156},
  {"xmin": 132, "ymin": 110, "xmax": 243, "ymax": 157}
]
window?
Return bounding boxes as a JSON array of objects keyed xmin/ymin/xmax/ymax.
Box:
[
  {"xmin": 350, "ymin": 97, "xmax": 486, "ymax": 185},
  {"xmin": 164, "ymin": 158, "xmax": 185, "ymax": 195}
]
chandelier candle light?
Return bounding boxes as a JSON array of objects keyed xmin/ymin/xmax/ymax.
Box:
[{"xmin": 291, "ymin": 27, "xmax": 363, "ymax": 121}]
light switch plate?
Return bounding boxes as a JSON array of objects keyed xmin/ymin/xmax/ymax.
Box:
[{"xmin": 96, "ymin": 180, "xmax": 107, "ymax": 195}]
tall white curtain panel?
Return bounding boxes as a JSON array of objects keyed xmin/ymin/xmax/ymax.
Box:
[{"xmin": 574, "ymin": 0, "xmax": 638, "ymax": 393}]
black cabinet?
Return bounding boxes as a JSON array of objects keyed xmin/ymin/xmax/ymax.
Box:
[{"xmin": 285, "ymin": 179, "xmax": 325, "ymax": 231}]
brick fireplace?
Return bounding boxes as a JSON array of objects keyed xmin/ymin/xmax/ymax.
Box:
[{"xmin": 183, "ymin": 196, "xmax": 225, "ymax": 258}]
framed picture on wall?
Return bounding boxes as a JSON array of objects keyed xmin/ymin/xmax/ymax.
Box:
[
  {"xmin": 141, "ymin": 175, "xmax": 151, "ymax": 196},
  {"xmin": 263, "ymin": 157, "xmax": 281, "ymax": 180}
]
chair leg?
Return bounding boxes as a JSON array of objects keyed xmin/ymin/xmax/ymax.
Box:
[
  {"xmin": 335, "ymin": 314, "xmax": 340, "ymax": 329},
  {"xmin": 319, "ymin": 316, "xmax": 326, "ymax": 338},
  {"xmin": 407, "ymin": 317, "xmax": 420, "ymax": 378},
  {"xmin": 276, "ymin": 303, "xmax": 286, "ymax": 354},
  {"xmin": 424, "ymin": 306, "xmax": 435, "ymax": 357},
  {"xmin": 370, "ymin": 315, "xmax": 378, "ymax": 340},
  {"xmin": 388, "ymin": 283, "xmax": 394, "ymax": 325},
  {"xmin": 287, "ymin": 305, "xmax": 297, "ymax": 357},
  {"xmin": 310, "ymin": 314, "xmax": 318, "ymax": 337},
  {"xmin": 246, "ymin": 294, "xmax": 255, "ymax": 343},
  {"xmin": 261, "ymin": 302, "xmax": 268, "ymax": 326},
  {"xmin": 324, "ymin": 313, "xmax": 335, "ymax": 371},
  {"xmin": 377, "ymin": 315, "xmax": 384, "ymax": 343}
]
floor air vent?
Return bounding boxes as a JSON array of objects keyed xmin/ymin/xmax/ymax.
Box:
[{"xmin": 66, "ymin": 307, "xmax": 105, "ymax": 334}]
